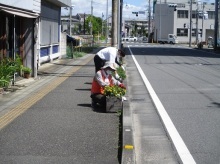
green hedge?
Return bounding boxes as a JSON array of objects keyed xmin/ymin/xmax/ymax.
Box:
[{"xmin": 0, "ymin": 55, "xmax": 22, "ymax": 88}]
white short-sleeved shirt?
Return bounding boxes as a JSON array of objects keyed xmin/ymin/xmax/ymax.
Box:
[{"xmin": 96, "ymin": 47, "xmax": 118, "ymax": 63}]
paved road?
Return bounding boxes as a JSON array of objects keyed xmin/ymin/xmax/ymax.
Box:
[
  {"xmin": 124, "ymin": 43, "xmax": 220, "ymax": 164},
  {"xmin": 0, "ymin": 54, "xmax": 120, "ymax": 164}
]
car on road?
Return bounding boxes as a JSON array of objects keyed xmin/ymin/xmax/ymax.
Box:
[
  {"xmin": 122, "ymin": 37, "xmax": 129, "ymax": 42},
  {"xmin": 128, "ymin": 36, "xmax": 137, "ymax": 42}
]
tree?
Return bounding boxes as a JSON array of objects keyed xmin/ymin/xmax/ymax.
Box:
[{"xmin": 85, "ymin": 16, "xmax": 103, "ymax": 35}]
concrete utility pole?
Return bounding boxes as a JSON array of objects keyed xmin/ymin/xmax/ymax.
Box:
[
  {"xmin": 69, "ymin": 6, "xmax": 72, "ymax": 36},
  {"xmin": 106, "ymin": 0, "xmax": 109, "ymax": 45},
  {"xmin": 189, "ymin": 0, "xmax": 192, "ymax": 47},
  {"xmin": 120, "ymin": 0, "xmax": 123, "ymax": 48},
  {"xmin": 112, "ymin": 0, "xmax": 118, "ymax": 47},
  {"xmin": 117, "ymin": 0, "xmax": 121, "ymax": 49},
  {"xmin": 90, "ymin": 0, "xmax": 93, "ymax": 35},
  {"xmin": 214, "ymin": 0, "xmax": 218, "ymax": 50},
  {"xmin": 201, "ymin": 2, "xmax": 205, "ymax": 41},
  {"xmin": 148, "ymin": 0, "xmax": 151, "ymax": 43},
  {"xmin": 196, "ymin": 1, "xmax": 199, "ymax": 45}
]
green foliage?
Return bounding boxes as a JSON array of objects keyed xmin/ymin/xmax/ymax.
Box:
[
  {"xmin": 66, "ymin": 46, "xmax": 73, "ymax": 58},
  {"xmin": 85, "ymin": 16, "xmax": 103, "ymax": 35},
  {"xmin": 15, "ymin": 55, "xmax": 23, "ymax": 73},
  {"xmin": 66, "ymin": 45, "xmax": 99, "ymax": 59},
  {"xmin": 112, "ymin": 67, "xmax": 126, "ymax": 81},
  {"xmin": 22, "ymin": 66, "xmax": 32, "ymax": 73},
  {"xmin": 73, "ymin": 52, "xmax": 84, "ymax": 58},
  {"xmin": 0, "ymin": 55, "xmax": 23, "ymax": 88},
  {"xmin": 0, "ymin": 58, "xmax": 17, "ymax": 88}
]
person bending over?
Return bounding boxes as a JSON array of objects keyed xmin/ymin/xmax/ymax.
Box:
[{"xmin": 94, "ymin": 47, "xmax": 125, "ymax": 72}]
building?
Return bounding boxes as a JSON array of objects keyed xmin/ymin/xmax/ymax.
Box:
[
  {"xmin": 123, "ymin": 19, "xmax": 149, "ymax": 37},
  {"xmin": 0, "ymin": 0, "xmax": 71, "ymax": 78},
  {"xmin": 61, "ymin": 13, "xmax": 91, "ymax": 35},
  {"xmin": 153, "ymin": 2, "xmax": 215, "ymax": 44}
]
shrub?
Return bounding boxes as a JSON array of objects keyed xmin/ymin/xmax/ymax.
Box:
[
  {"xmin": 22, "ymin": 67, "xmax": 32, "ymax": 73},
  {"xmin": 0, "ymin": 58, "xmax": 17, "ymax": 88}
]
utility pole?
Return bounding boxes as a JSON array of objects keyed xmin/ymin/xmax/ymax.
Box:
[
  {"xmin": 196, "ymin": 1, "xmax": 199, "ymax": 45},
  {"xmin": 106, "ymin": 0, "xmax": 108, "ymax": 45},
  {"xmin": 112, "ymin": 0, "xmax": 118, "ymax": 47},
  {"xmin": 214, "ymin": 0, "xmax": 218, "ymax": 51},
  {"xmin": 117, "ymin": 0, "xmax": 121, "ymax": 49},
  {"xmin": 84, "ymin": 13, "xmax": 86, "ymax": 35},
  {"xmin": 201, "ymin": 2, "xmax": 205, "ymax": 41},
  {"xmin": 69, "ymin": 6, "xmax": 72, "ymax": 36},
  {"xmin": 159, "ymin": 0, "xmax": 161, "ymax": 40},
  {"xmin": 120, "ymin": 0, "xmax": 123, "ymax": 48},
  {"xmin": 189, "ymin": 0, "xmax": 192, "ymax": 47},
  {"xmin": 148, "ymin": 0, "xmax": 151, "ymax": 43},
  {"xmin": 90, "ymin": 0, "xmax": 93, "ymax": 35}
]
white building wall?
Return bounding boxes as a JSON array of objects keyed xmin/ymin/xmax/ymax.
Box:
[
  {"xmin": 0, "ymin": 0, "xmax": 41, "ymax": 13},
  {"xmin": 154, "ymin": 2, "xmax": 215, "ymax": 43},
  {"xmin": 154, "ymin": 4, "xmax": 175, "ymax": 40}
]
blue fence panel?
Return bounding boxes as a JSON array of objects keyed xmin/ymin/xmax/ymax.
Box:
[
  {"xmin": 40, "ymin": 47, "xmax": 50, "ymax": 57},
  {"xmin": 52, "ymin": 45, "xmax": 59, "ymax": 54}
]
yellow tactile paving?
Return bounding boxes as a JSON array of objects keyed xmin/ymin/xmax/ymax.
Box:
[{"xmin": 0, "ymin": 55, "xmax": 94, "ymax": 130}]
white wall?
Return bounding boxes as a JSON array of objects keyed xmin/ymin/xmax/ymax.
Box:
[
  {"xmin": 0, "ymin": 0, "xmax": 41, "ymax": 13},
  {"xmin": 154, "ymin": 2, "xmax": 215, "ymax": 43}
]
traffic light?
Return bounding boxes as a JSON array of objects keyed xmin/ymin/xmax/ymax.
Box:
[
  {"xmin": 168, "ymin": 4, "xmax": 177, "ymax": 11},
  {"xmin": 132, "ymin": 12, "xmax": 138, "ymax": 17},
  {"xmin": 184, "ymin": 23, "xmax": 186, "ymax": 28}
]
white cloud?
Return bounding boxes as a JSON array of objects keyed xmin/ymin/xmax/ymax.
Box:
[{"xmin": 62, "ymin": 0, "xmax": 148, "ymax": 21}]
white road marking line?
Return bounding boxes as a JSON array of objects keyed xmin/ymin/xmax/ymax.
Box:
[{"xmin": 128, "ymin": 46, "xmax": 196, "ymax": 164}]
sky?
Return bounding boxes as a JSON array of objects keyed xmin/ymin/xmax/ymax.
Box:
[{"xmin": 62, "ymin": 0, "xmax": 215, "ymax": 20}]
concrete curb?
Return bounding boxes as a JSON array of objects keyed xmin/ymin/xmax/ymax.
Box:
[
  {"xmin": 121, "ymin": 66, "xmax": 135, "ymax": 164},
  {"xmin": 121, "ymin": 100, "xmax": 135, "ymax": 164}
]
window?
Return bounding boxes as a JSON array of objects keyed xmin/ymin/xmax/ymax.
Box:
[
  {"xmin": 192, "ymin": 29, "xmax": 202, "ymax": 37},
  {"xmin": 207, "ymin": 11, "xmax": 215, "ymax": 19},
  {"xmin": 192, "ymin": 11, "xmax": 207, "ymax": 19},
  {"xmin": 192, "ymin": 11, "xmax": 197, "ymax": 18},
  {"xmin": 177, "ymin": 28, "xmax": 188, "ymax": 36},
  {"xmin": 177, "ymin": 10, "xmax": 188, "ymax": 18}
]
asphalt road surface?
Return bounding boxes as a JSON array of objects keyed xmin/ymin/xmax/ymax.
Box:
[
  {"xmin": 0, "ymin": 57, "xmax": 120, "ymax": 164},
  {"xmin": 124, "ymin": 43, "xmax": 220, "ymax": 164}
]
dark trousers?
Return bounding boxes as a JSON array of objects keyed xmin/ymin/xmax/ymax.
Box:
[
  {"xmin": 94, "ymin": 55, "xmax": 106, "ymax": 72},
  {"xmin": 91, "ymin": 93, "xmax": 106, "ymax": 109}
]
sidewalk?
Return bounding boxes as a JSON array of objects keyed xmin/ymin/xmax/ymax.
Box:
[{"xmin": 0, "ymin": 53, "xmax": 122, "ymax": 164}]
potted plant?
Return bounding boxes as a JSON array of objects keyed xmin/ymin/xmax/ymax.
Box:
[
  {"xmin": 103, "ymin": 85, "xmax": 126, "ymax": 112},
  {"xmin": 22, "ymin": 66, "xmax": 32, "ymax": 79}
]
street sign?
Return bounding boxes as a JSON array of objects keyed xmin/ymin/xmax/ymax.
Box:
[{"xmin": 138, "ymin": 11, "xmax": 145, "ymax": 14}]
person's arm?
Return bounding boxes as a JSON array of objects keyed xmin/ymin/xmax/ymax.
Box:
[
  {"xmin": 111, "ymin": 75, "xmax": 121, "ymax": 86},
  {"xmin": 115, "ymin": 57, "xmax": 125, "ymax": 70},
  {"xmin": 95, "ymin": 71, "xmax": 108, "ymax": 86},
  {"xmin": 115, "ymin": 57, "xmax": 121, "ymax": 66}
]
